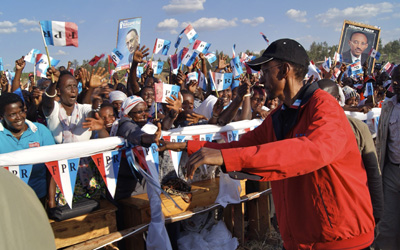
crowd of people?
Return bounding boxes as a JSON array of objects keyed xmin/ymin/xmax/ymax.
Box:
[{"xmin": 0, "ymin": 36, "xmax": 399, "ymax": 250}]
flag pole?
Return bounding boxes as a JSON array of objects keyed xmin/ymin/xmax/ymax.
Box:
[
  {"xmin": 33, "ymin": 58, "xmax": 36, "ymax": 85},
  {"xmin": 38, "ymin": 22, "xmax": 54, "ymax": 83}
]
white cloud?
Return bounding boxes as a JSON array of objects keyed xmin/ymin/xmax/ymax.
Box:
[
  {"xmin": 29, "ymin": 27, "xmax": 40, "ymax": 32},
  {"xmin": 55, "ymin": 50, "xmax": 68, "ymax": 56},
  {"xmin": 241, "ymin": 17, "xmax": 265, "ymax": 26},
  {"xmin": 0, "ymin": 27, "xmax": 17, "ymax": 33},
  {"xmin": 181, "ymin": 17, "xmax": 237, "ymax": 31},
  {"xmin": 286, "ymin": 9, "xmax": 307, "ymax": 23},
  {"xmin": 316, "ymin": 2, "xmax": 395, "ymax": 26},
  {"xmin": 79, "ymin": 20, "xmax": 86, "ymax": 24},
  {"xmin": 0, "ymin": 12, "xmax": 3, "ymax": 15},
  {"xmin": 157, "ymin": 18, "xmax": 179, "ymax": 34},
  {"xmin": 18, "ymin": 18, "xmax": 37, "ymax": 26},
  {"xmin": 163, "ymin": 0, "xmax": 205, "ymax": 14},
  {"xmin": 0, "ymin": 21, "xmax": 15, "ymax": 28}
]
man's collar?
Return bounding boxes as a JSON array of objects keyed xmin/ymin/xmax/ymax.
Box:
[
  {"xmin": 0, "ymin": 119, "xmax": 37, "ymax": 133},
  {"xmin": 282, "ymin": 83, "xmax": 319, "ymax": 110},
  {"xmin": 351, "ymin": 53, "xmax": 361, "ymax": 63}
]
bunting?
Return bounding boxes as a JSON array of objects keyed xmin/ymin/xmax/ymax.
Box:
[
  {"xmin": 91, "ymin": 150, "xmax": 122, "ymax": 198},
  {"xmin": 3, "ymin": 164, "xmax": 33, "ymax": 184},
  {"xmin": 45, "ymin": 158, "xmax": 80, "ymax": 208}
]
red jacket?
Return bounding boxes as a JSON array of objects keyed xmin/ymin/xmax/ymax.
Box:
[{"xmin": 188, "ymin": 88, "xmax": 374, "ymax": 249}]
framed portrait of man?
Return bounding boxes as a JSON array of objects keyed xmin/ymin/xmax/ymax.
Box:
[
  {"xmin": 116, "ymin": 17, "xmax": 142, "ymax": 71},
  {"xmin": 338, "ymin": 20, "xmax": 381, "ymax": 75}
]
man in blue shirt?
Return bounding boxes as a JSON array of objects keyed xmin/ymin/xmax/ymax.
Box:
[{"xmin": 0, "ymin": 93, "xmax": 55, "ymax": 203}]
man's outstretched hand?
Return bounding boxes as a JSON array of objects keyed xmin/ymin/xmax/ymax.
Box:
[{"xmin": 185, "ymin": 147, "xmax": 224, "ymax": 179}]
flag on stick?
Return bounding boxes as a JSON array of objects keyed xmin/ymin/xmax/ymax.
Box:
[{"xmin": 39, "ymin": 20, "xmax": 78, "ymax": 47}]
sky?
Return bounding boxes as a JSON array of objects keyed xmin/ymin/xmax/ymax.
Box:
[{"xmin": 1, "ymin": 0, "xmax": 400, "ymax": 72}]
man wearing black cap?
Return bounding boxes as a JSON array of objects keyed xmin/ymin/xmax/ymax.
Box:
[{"xmin": 159, "ymin": 38, "xmax": 375, "ymax": 249}]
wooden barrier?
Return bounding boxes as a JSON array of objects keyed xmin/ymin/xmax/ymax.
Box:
[
  {"xmin": 119, "ymin": 178, "xmax": 246, "ymax": 249},
  {"xmin": 64, "ymin": 187, "xmax": 272, "ymax": 250}
]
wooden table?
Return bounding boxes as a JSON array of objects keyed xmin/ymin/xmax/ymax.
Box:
[{"xmin": 49, "ymin": 200, "xmax": 117, "ymax": 249}]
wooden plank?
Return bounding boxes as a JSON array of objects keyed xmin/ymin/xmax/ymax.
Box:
[
  {"xmin": 233, "ymin": 203, "xmax": 245, "ymax": 245},
  {"xmin": 50, "ymin": 200, "xmax": 117, "ymax": 249},
  {"xmin": 120, "ymin": 178, "xmax": 246, "ymax": 220}
]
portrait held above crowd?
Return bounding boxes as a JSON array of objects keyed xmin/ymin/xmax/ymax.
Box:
[{"xmin": 0, "ymin": 16, "xmax": 399, "ymax": 250}]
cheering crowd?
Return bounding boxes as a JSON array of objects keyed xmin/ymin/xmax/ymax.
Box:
[{"xmin": 0, "ymin": 36, "xmax": 400, "ymax": 250}]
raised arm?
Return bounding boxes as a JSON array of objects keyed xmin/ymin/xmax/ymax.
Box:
[
  {"xmin": 12, "ymin": 57, "xmax": 26, "ymax": 93},
  {"xmin": 42, "ymin": 67, "xmax": 60, "ymax": 117},
  {"xmin": 127, "ymin": 45, "xmax": 149, "ymax": 96}
]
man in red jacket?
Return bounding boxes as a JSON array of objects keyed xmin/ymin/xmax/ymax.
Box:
[{"xmin": 160, "ymin": 38, "xmax": 375, "ymax": 249}]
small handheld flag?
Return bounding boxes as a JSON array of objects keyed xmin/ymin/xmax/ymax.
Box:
[
  {"xmin": 153, "ymin": 38, "xmax": 171, "ymax": 55},
  {"xmin": 39, "ymin": 20, "xmax": 78, "ymax": 47},
  {"xmin": 334, "ymin": 52, "xmax": 343, "ymax": 64},
  {"xmin": 24, "ymin": 49, "xmax": 41, "ymax": 64},
  {"xmin": 204, "ymin": 52, "xmax": 217, "ymax": 64},
  {"xmin": 209, "ymin": 71, "xmax": 233, "ymax": 91},
  {"xmin": 369, "ymin": 48, "xmax": 381, "ymax": 60},
  {"xmin": 111, "ymin": 49, "xmax": 124, "ymax": 66},
  {"xmin": 151, "ymin": 61, "xmax": 164, "ymax": 75},
  {"xmin": 193, "ymin": 40, "xmax": 211, "ymax": 54},
  {"xmin": 230, "ymin": 57, "xmax": 243, "ymax": 77},
  {"xmin": 88, "ymin": 54, "xmax": 105, "ymax": 66},
  {"xmin": 181, "ymin": 49, "xmax": 198, "ymax": 67},
  {"xmin": 260, "ymin": 32, "xmax": 269, "ymax": 45},
  {"xmin": 0, "ymin": 58, "xmax": 3, "ymax": 71},
  {"xmin": 35, "ymin": 54, "xmax": 60, "ymax": 77},
  {"xmin": 154, "ymin": 82, "xmax": 181, "ymax": 103},
  {"xmin": 183, "ymin": 24, "xmax": 198, "ymax": 44},
  {"xmin": 364, "ymin": 81, "xmax": 374, "ymax": 97}
]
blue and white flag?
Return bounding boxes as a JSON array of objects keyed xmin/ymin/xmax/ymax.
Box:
[
  {"xmin": 334, "ymin": 52, "xmax": 342, "ymax": 64},
  {"xmin": 183, "ymin": 24, "xmax": 198, "ymax": 44},
  {"xmin": 24, "ymin": 49, "xmax": 41, "ymax": 64},
  {"xmin": 0, "ymin": 57, "xmax": 3, "ymax": 71},
  {"xmin": 151, "ymin": 61, "xmax": 164, "ymax": 75},
  {"xmin": 39, "ymin": 20, "xmax": 78, "ymax": 47},
  {"xmin": 205, "ymin": 52, "xmax": 217, "ymax": 64},
  {"xmin": 35, "ymin": 54, "xmax": 60, "ymax": 78},
  {"xmin": 369, "ymin": 48, "xmax": 381, "ymax": 60},
  {"xmin": 153, "ymin": 38, "xmax": 171, "ymax": 55},
  {"xmin": 154, "ymin": 82, "xmax": 181, "ymax": 103},
  {"xmin": 181, "ymin": 49, "xmax": 198, "ymax": 67},
  {"xmin": 209, "ymin": 71, "xmax": 233, "ymax": 91},
  {"xmin": 364, "ymin": 81, "xmax": 374, "ymax": 97},
  {"xmin": 350, "ymin": 60, "xmax": 363, "ymax": 76},
  {"xmin": 4, "ymin": 164, "xmax": 33, "ymax": 185},
  {"xmin": 232, "ymin": 44, "xmax": 236, "ymax": 58},
  {"xmin": 187, "ymin": 72, "xmax": 199, "ymax": 83},
  {"xmin": 322, "ymin": 57, "xmax": 332, "ymax": 72},
  {"xmin": 230, "ymin": 57, "xmax": 243, "ymax": 77},
  {"xmin": 198, "ymin": 70, "xmax": 207, "ymax": 91},
  {"xmin": 111, "ymin": 48, "xmax": 124, "ymax": 66},
  {"xmin": 193, "ymin": 40, "xmax": 211, "ymax": 54},
  {"xmin": 137, "ymin": 66, "xmax": 144, "ymax": 78}
]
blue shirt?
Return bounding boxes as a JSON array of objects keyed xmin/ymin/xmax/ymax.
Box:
[{"xmin": 0, "ymin": 120, "xmax": 55, "ymax": 198}]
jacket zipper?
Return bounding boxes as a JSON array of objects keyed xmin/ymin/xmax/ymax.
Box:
[{"xmin": 317, "ymin": 184, "xmax": 333, "ymax": 228}]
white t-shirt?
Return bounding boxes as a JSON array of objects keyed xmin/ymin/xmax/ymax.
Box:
[{"xmin": 46, "ymin": 101, "xmax": 92, "ymax": 144}]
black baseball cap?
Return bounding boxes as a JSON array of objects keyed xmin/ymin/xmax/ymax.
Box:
[{"xmin": 247, "ymin": 38, "xmax": 309, "ymax": 71}]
